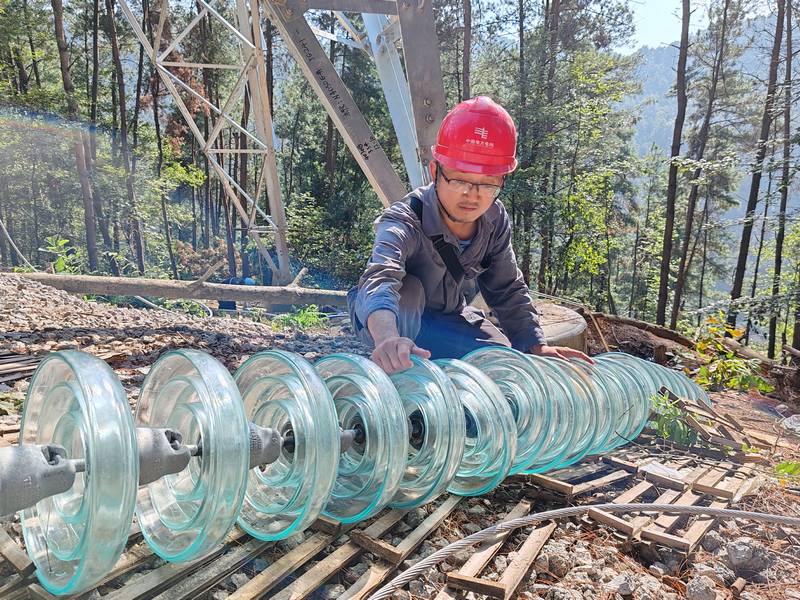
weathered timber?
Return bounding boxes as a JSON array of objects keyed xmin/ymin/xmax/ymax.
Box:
[
  {"xmin": 21, "ymin": 273, "xmax": 348, "ymax": 308},
  {"xmin": 587, "ymin": 311, "xmax": 696, "ymax": 348}
]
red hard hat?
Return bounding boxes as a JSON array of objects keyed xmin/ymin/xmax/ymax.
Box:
[{"xmin": 431, "ymin": 96, "xmax": 518, "ymax": 176}]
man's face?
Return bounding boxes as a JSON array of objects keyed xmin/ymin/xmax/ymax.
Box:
[{"xmin": 430, "ymin": 162, "xmax": 504, "ymax": 225}]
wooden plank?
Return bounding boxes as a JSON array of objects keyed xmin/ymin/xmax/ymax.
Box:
[
  {"xmin": 104, "ymin": 530, "xmax": 247, "ymax": 600},
  {"xmin": 0, "ymin": 573, "xmax": 34, "ymax": 598},
  {"xmin": 588, "ymin": 480, "xmax": 655, "ymax": 538},
  {"xmin": 613, "ymin": 480, "xmax": 654, "ymax": 504},
  {"xmin": 683, "ymin": 414, "xmax": 715, "ymax": 441},
  {"xmin": 269, "ymin": 510, "xmax": 406, "ymax": 600},
  {"xmin": 600, "ymin": 455, "xmax": 641, "ymax": 473},
  {"xmin": 691, "ymin": 468, "xmax": 732, "ymax": 498},
  {"xmin": 742, "ymin": 428, "xmax": 795, "ymax": 450},
  {"xmin": 227, "ymin": 531, "xmax": 339, "ymax": 600},
  {"xmin": 570, "ymin": 469, "xmax": 632, "ymax": 496},
  {"xmin": 341, "ymin": 563, "xmax": 396, "ymax": 600},
  {"xmin": 347, "ymin": 532, "xmax": 399, "ymax": 563},
  {"xmin": 496, "ymin": 522, "xmax": 557, "ymax": 600},
  {"xmin": 0, "ymin": 363, "xmax": 39, "ymax": 377},
  {"xmin": 639, "ymin": 529, "xmax": 691, "ymax": 552},
  {"xmin": 587, "ymin": 509, "xmax": 639, "ymax": 537},
  {"xmin": 717, "ymin": 424, "xmax": 746, "ymax": 445},
  {"xmin": 27, "ymin": 584, "xmax": 57, "ymax": 600},
  {"xmin": 352, "ymin": 496, "xmax": 461, "ymax": 564},
  {"xmin": 647, "ymin": 489, "xmax": 701, "ymax": 532},
  {"xmin": 434, "ymin": 501, "xmax": 532, "ymax": 600},
  {"xmin": 707, "ymin": 434, "xmax": 766, "ymax": 450},
  {"xmin": 525, "ymin": 473, "xmax": 574, "ymax": 495},
  {"xmin": 446, "ymin": 573, "xmax": 508, "ymax": 597},
  {"xmin": 453, "ymin": 501, "xmax": 530, "ymax": 577},
  {"xmin": 684, "ymin": 500, "xmax": 728, "ymax": 551},
  {"xmin": 311, "ymin": 515, "xmax": 342, "ymax": 535},
  {"xmin": 641, "ymin": 470, "xmax": 687, "ymax": 491},
  {"xmin": 152, "ymin": 538, "xmax": 270, "ymax": 600},
  {"xmin": 0, "ymin": 526, "xmax": 34, "ymax": 577},
  {"xmin": 0, "ymin": 355, "xmax": 38, "ymax": 364}
]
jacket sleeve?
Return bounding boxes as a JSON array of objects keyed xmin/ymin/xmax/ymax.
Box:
[
  {"xmin": 355, "ymin": 214, "xmax": 419, "ymax": 325},
  {"xmin": 478, "ymin": 207, "xmax": 546, "ymax": 351}
]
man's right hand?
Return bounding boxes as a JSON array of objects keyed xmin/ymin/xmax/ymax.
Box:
[{"xmin": 370, "ymin": 336, "xmax": 431, "ymax": 374}]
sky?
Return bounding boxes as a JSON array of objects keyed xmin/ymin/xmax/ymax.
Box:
[
  {"xmin": 621, "ymin": 0, "xmax": 709, "ymax": 53},
  {"xmin": 621, "ymin": 0, "xmax": 773, "ymax": 54}
]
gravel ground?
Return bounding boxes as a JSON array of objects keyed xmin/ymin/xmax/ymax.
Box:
[{"xmin": 0, "ymin": 272, "xmax": 369, "ymax": 412}]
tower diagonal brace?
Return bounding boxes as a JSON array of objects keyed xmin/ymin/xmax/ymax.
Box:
[
  {"xmin": 266, "ymin": 0, "xmax": 408, "ymax": 207},
  {"xmin": 115, "ymin": 0, "xmax": 292, "ymax": 283}
]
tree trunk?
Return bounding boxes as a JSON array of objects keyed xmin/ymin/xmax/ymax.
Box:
[
  {"xmin": 12, "ymin": 46, "xmax": 29, "ymax": 93},
  {"xmin": 23, "ymin": 0, "xmax": 41, "ymax": 88},
  {"xmin": 516, "ymin": 0, "xmax": 527, "ymax": 144},
  {"xmin": 629, "ymin": 221, "xmax": 640, "ymax": 317},
  {"xmin": 239, "ymin": 89, "xmax": 250, "ymax": 279},
  {"xmin": 266, "ymin": 21, "xmax": 275, "ymax": 117},
  {"xmin": 0, "ymin": 179, "xmax": 8, "ymax": 265},
  {"xmin": 793, "ymin": 266, "xmax": 800, "ymax": 352},
  {"xmin": 669, "ymin": 0, "xmax": 729, "ymax": 329},
  {"xmin": 744, "ymin": 175, "xmax": 771, "ymax": 344},
  {"xmin": 535, "ymin": 0, "xmax": 560, "ymax": 292},
  {"xmin": 2, "ymin": 197, "xmax": 20, "ymax": 268},
  {"xmin": 151, "ymin": 66, "xmax": 177, "ymax": 280},
  {"xmin": 324, "ymin": 14, "xmax": 336, "ymax": 195},
  {"xmin": 462, "ymin": 0, "xmax": 471, "ymax": 101},
  {"xmin": 769, "ymin": 0, "xmax": 792, "ymax": 358},
  {"xmin": 656, "ymin": 0, "xmax": 690, "ymax": 326},
  {"xmin": 90, "ymin": 0, "xmax": 100, "ymax": 160},
  {"xmin": 52, "ymin": 0, "xmax": 99, "ymax": 271},
  {"xmin": 190, "ymin": 138, "xmax": 198, "ymax": 250},
  {"xmin": 224, "ymin": 201, "xmax": 237, "ymax": 278},
  {"xmin": 31, "ymin": 160, "xmax": 40, "ymax": 264},
  {"xmin": 106, "ymin": 0, "xmax": 146, "ymax": 274},
  {"xmin": 728, "ymin": 0, "xmax": 785, "ymax": 328},
  {"xmin": 697, "ymin": 206, "xmax": 708, "ymax": 327}
]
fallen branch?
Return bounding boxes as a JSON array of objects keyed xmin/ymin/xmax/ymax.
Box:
[
  {"xmin": 21, "ymin": 273, "xmax": 348, "ymax": 308},
  {"xmin": 288, "ymin": 267, "xmax": 308, "ymax": 288},
  {"xmin": 187, "ymin": 258, "xmax": 227, "ymax": 291},
  {"xmin": 582, "ymin": 311, "xmax": 696, "ymax": 349},
  {"xmin": 719, "ymin": 337, "xmax": 776, "ymax": 369}
]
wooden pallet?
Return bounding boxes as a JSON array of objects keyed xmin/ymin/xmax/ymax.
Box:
[
  {"xmin": 660, "ymin": 387, "xmax": 794, "ymax": 453},
  {"xmin": 584, "ymin": 457, "xmax": 755, "ymax": 553},
  {"xmin": 340, "ymin": 496, "xmax": 462, "ymax": 600},
  {"xmin": 437, "ymin": 498, "xmax": 555, "ymax": 600},
  {"xmin": 228, "ymin": 496, "xmax": 462, "ymax": 600},
  {"xmin": 523, "ymin": 457, "xmax": 635, "ymax": 498}
]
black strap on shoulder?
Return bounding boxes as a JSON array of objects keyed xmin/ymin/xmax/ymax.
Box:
[
  {"xmin": 409, "ymin": 196, "xmax": 465, "ymax": 285},
  {"xmin": 409, "ymin": 196, "xmax": 424, "ymax": 220}
]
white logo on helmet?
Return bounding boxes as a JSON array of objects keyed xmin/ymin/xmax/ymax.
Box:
[{"xmin": 473, "ymin": 127, "xmax": 489, "ymax": 139}]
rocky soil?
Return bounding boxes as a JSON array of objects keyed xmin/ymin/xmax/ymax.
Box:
[
  {"xmin": 1, "ymin": 273, "xmax": 799, "ymax": 599},
  {"xmin": 0, "ymin": 272, "xmax": 368, "ymax": 415}
]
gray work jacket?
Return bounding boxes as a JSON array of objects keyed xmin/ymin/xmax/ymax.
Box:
[{"xmin": 353, "ymin": 183, "xmax": 546, "ymax": 351}]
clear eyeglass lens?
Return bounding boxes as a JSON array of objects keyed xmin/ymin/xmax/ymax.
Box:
[{"xmin": 450, "ymin": 179, "xmax": 501, "ymax": 199}]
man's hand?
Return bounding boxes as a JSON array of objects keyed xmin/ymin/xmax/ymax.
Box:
[
  {"xmin": 529, "ymin": 344, "xmax": 594, "ymax": 364},
  {"xmin": 371, "ymin": 336, "xmax": 431, "ymax": 374}
]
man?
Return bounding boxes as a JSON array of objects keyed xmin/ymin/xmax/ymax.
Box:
[{"xmin": 348, "ymin": 96, "xmax": 591, "ymax": 373}]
